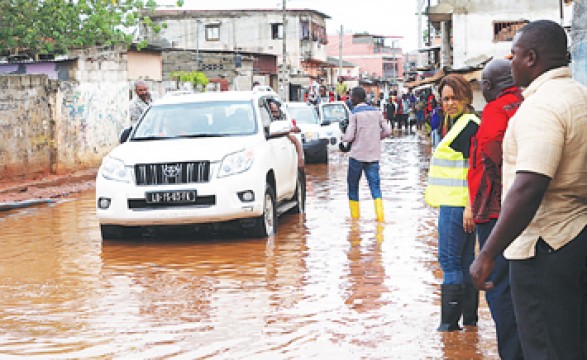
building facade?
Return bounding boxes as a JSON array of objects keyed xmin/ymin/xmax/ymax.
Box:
[
  {"xmin": 420, "ymin": 0, "xmax": 574, "ymax": 111},
  {"xmin": 428, "ymin": 0, "xmax": 573, "ymax": 69},
  {"xmin": 325, "ymin": 33, "xmax": 405, "ymax": 83},
  {"xmin": 143, "ymin": 9, "xmax": 331, "ymax": 100}
]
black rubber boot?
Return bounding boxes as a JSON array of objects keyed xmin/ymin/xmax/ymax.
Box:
[
  {"xmin": 437, "ymin": 284, "xmax": 464, "ymax": 332},
  {"xmin": 462, "ymin": 283, "xmax": 479, "ymax": 326}
]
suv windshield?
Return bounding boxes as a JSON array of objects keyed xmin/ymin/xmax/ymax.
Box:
[
  {"xmin": 132, "ymin": 101, "xmax": 257, "ymax": 140},
  {"xmin": 322, "ymin": 104, "xmax": 348, "ymax": 123},
  {"xmin": 287, "ymin": 105, "xmax": 319, "ymax": 125}
]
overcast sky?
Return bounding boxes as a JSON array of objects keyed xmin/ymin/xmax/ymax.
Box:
[{"xmin": 156, "ymin": 0, "xmax": 427, "ymax": 52}]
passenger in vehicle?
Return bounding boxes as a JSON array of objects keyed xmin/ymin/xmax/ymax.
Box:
[
  {"xmin": 162, "ymin": 117, "xmax": 189, "ymax": 137},
  {"xmin": 163, "ymin": 114, "xmax": 208, "ymax": 137},
  {"xmin": 269, "ymin": 101, "xmax": 304, "ymax": 169},
  {"xmin": 212, "ymin": 107, "xmax": 230, "ymax": 132},
  {"xmin": 229, "ymin": 108, "xmax": 255, "ymax": 133}
]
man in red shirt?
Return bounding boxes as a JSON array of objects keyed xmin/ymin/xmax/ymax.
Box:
[{"xmin": 468, "ymin": 58, "xmax": 524, "ymax": 360}]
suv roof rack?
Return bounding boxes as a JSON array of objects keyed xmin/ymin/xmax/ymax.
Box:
[{"xmin": 252, "ymin": 85, "xmax": 276, "ymax": 94}]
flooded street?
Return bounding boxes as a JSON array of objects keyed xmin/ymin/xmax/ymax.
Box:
[{"xmin": 0, "ymin": 131, "xmax": 499, "ymax": 359}]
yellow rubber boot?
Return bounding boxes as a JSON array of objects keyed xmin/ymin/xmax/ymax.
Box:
[
  {"xmin": 375, "ymin": 224, "xmax": 385, "ymax": 243},
  {"xmin": 374, "ymin": 198, "xmax": 385, "ymax": 222},
  {"xmin": 349, "ymin": 200, "xmax": 360, "ymax": 219}
]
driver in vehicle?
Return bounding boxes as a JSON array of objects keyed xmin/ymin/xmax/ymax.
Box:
[{"xmin": 161, "ymin": 115, "xmax": 200, "ymax": 137}]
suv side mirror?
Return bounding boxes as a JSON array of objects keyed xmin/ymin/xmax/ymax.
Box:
[
  {"xmin": 268, "ymin": 120, "xmax": 291, "ymax": 137},
  {"xmin": 119, "ymin": 127, "xmax": 132, "ymax": 143}
]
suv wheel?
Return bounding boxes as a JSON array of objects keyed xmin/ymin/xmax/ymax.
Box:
[
  {"xmin": 318, "ymin": 147, "xmax": 328, "ymax": 163},
  {"xmin": 251, "ymin": 183, "xmax": 277, "ymax": 237},
  {"xmin": 290, "ymin": 170, "xmax": 306, "ymax": 214}
]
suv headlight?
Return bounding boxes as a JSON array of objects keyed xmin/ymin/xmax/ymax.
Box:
[
  {"xmin": 100, "ymin": 156, "xmax": 131, "ymax": 182},
  {"xmin": 218, "ymin": 149, "xmax": 254, "ymax": 178}
]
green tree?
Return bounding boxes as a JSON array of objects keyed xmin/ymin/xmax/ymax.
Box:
[
  {"xmin": 0, "ymin": 0, "xmax": 183, "ymax": 58},
  {"xmin": 169, "ymin": 70, "xmax": 210, "ymax": 92}
]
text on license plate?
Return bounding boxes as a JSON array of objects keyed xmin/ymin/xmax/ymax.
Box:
[{"xmin": 145, "ymin": 190, "xmax": 196, "ymax": 204}]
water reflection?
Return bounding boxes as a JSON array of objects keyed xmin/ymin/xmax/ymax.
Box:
[
  {"xmin": 343, "ymin": 222, "xmax": 388, "ymax": 312},
  {"xmin": 0, "ymin": 131, "xmax": 500, "ymax": 358}
]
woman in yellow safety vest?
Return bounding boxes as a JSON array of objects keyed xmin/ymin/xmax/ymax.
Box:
[{"xmin": 425, "ymin": 74, "xmax": 480, "ymax": 332}]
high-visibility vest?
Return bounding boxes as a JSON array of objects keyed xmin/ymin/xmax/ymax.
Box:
[{"xmin": 425, "ymin": 113, "xmax": 480, "ymax": 208}]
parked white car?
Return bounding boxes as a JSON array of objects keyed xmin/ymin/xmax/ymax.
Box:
[
  {"xmin": 284, "ymin": 102, "xmax": 331, "ymax": 163},
  {"xmin": 316, "ymin": 101, "xmax": 351, "ymax": 149},
  {"xmin": 96, "ymin": 89, "xmax": 305, "ymax": 239}
]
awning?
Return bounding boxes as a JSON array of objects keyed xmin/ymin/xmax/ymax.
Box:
[
  {"xmin": 413, "ymin": 83, "xmax": 434, "ymax": 91},
  {"xmin": 404, "ymin": 68, "xmax": 445, "ymax": 89},
  {"xmin": 427, "ymin": 3, "xmax": 454, "ymax": 25},
  {"xmin": 418, "ymin": 46, "xmax": 441, "ymax": 53}
]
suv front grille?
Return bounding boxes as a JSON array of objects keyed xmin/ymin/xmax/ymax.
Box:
[{"xmin": 135, "ymin": 162, "xmax": 210, "ymax": 185}]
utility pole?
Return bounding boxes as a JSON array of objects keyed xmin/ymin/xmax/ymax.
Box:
[
  {"xmin": 427, "ymin": 0, "xmax": 432, "ymax": 66},
  {"xmin": 196, "ymin": 19, "xmax": 201, "ymax": 71},
  {"xmin": 280, "ymin": 0, "xmax": 288, "ymax": 101},
  {"xmin": 427, "ymin": 0, "xmax": 431, "ymax": 45},
  {"xmin": 338, "ymin": 25, "xmax": 343, "ymax": 80},
  {"xmin": 417, "ymin": 0, "xmax": 426, "ymax": 67},
  {"xmin": 391, "ymin": 40, "xmax": 397, "ymax": 87}
]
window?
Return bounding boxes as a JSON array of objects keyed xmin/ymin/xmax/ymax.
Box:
[
  {"xmin": 258, "ymin": 98, "xmax": 273, "ymax": 130},
  {"xmin": 271, "ymin": 23, "xmax": 283, "ymax": 40},
  {"xmin": 206, "ymin": 24, "xmax": 220, "ymax": 41},
  {"xmin": 383, "ymin": 61, "xmax": 399, "ymax": 78},
  {"xmin": 300, "ymin": 21, "xmax": 310, "ymax": 40},
  {"xmin": 310, "ymin": 24, "xmax": 327, "ymax": 45},
  {"xmin": 266, "ymin": 99, "xmax": 284, "ymax": 121},
  {"xmin": 493, "ymin": 20, "xmax": 528, "ymax": 42}
]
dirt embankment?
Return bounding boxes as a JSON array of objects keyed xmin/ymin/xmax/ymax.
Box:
[{"xmin": 0, "ymin": 169, "xmax": 97, "ymax": 203}]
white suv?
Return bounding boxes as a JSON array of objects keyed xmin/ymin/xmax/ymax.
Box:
[
  {"xmin": 285, "ymin": 102, "xmax": 329, "ymax": 163},
  {"xmin": 96, "ymin": 89, "xmax": 305, "ymax": 239},
  {"xmin": 316, "ymin": 101, "xmax": 351, "ymax": 148}
]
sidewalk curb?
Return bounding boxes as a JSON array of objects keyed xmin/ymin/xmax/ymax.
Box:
[{"xmin": 0, "ymin": 199, "xmax": 55, "ymax": 212}]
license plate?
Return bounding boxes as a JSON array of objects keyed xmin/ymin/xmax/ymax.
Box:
[{"xmin": 145, "ymin": 190, "xmax": 197, "ymax": 204}]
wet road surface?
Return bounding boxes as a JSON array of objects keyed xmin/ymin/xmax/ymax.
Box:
[{"xmin": 0, "ymin": 131, "xmax": 499, "ymax": 359}]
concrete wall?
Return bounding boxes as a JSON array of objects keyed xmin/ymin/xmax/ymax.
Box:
[
  {"xmin": 128, "ymin": 51, "xmax": 163, "ymax": 81},
  {"xmin": 0, "ymin": 75, "xmax": 54, "ymax": 179},
  {"xmin": 55, "ymin": 46, "xmax": 130, "ymax": 172},
  {"xmin": 0, "ymin": 61, "xmax": 74, "ymax": 80},
  {"xmin": 162, "ymin": 50, "xmax": 257, "ymax": 91},
  {"xmin": 0, "ymin": 46, "xmax": 132, "ymax": 179},
  {"xmin": 55, "ymin": 81, "xmax": 129, "ymax": 172}
]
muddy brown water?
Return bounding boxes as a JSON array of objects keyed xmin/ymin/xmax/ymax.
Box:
[{"xmin": 0, "ymin": 131, "xmax": 499, "ymax": 359}]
